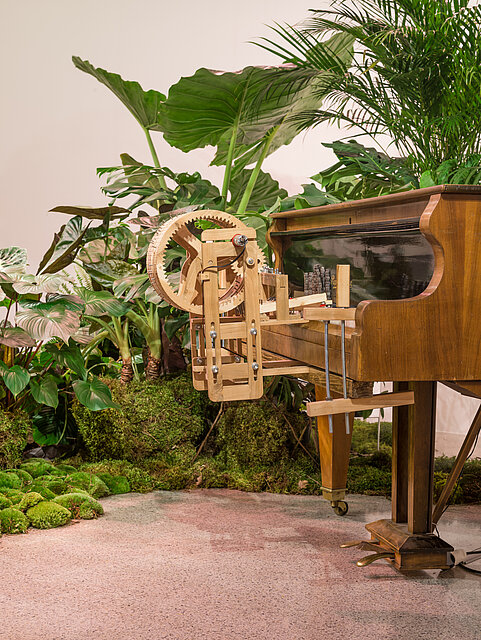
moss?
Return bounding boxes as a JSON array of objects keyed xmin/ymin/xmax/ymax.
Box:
[
  {"xmin": 0, "ymin": 507, "xmax": 29, "ymax": 533},
  {"xmin": 347, "ymin": 464, "xmax": 392, "ymax": 496},
  {"xmin": 1, "ymin": 488, "xmax": 24, "ymax": 504},
  {"xmin": 0, "ymin": 471, "xmax": 22, "ymax": 489},
  {"xmin": 351, "ymin": 419, "xmax": 393, "ymax": 455},
  {"xmin": 55, "ymin": 464, "xmax": 77, "ymax": 474},
  {"xmin": 19, "ymin": 460, "xmax": 55, "ymax": 479},
  {"xmin": 17, "ymin": 492, "xmax": 45, "ymax": 511},
  {"xmin": 53, "ymin": 493, "xmax": 104, "ymax": 519},
  {"xmin": 0, "ymin": 494, "xmax": 12, "ymax": 509},
  {"xmin": 123, "ymin": 468, "xmax": 154, "ymax": 493},
  {"xmin": 29, "ymin": 483, "xmax": 56, "ymax": 500},
  {"xmin": 65, "ymin": 472, "xmax": 110, "ymax": 498},
  {"xmin": 34, "ymin": 476, "xmax": 69, "ymax": 496},
  {"xmin": 0, "ymin": 408, "xmax": 30, "ymax": 469},
  {"xmin": 96, "ymin": 473, "xmax": 130, "ymax": 495},
  {"xmin": 4, "ymin": 468, "xmax": 33, "ymax": 487},
  {"xmin": 27, "ymin": 501, "xmax": 71, "ymax": 529},
  {"xmin": 72, "ymin": 375, "xmax": 208, "ymax": 462},
  {"xmin": 217, "ymin": 401, "xmax": 297, "ymax": 468}
]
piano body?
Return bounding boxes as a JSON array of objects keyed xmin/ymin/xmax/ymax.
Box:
[
  {"xmin": 146, "ymin": 185, "xmax": 481, "ymax": 571},
  {"xmin": 263, "ymin": 184, "xmax": 481, "ymax": 570}
]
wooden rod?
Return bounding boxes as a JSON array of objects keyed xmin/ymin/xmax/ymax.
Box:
[
  {"xmin": 432, "ymin": 404, "xmax": 481, "ymax": 525},
  {"xmin": 306, "ymin": 391, "xmax": 414, "ymax": 417}
]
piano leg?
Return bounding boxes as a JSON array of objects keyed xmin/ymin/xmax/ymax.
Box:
[
  {"xmin": 361, "ymin": 381, "xmax": 453, "ymax": 570},
  {"xmin": 315, "ymin": 384, "xmax": 354, "ymax": 515}
]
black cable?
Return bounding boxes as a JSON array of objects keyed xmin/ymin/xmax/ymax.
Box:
[{"xmin": 201, "ymin": 246, "xmax": 246, "ymax": 274}]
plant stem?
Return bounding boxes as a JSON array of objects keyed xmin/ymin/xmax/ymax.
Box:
[
  {"xmin": 143, "ymin": 128, "xmax": 167, "ymax": 189},
  {"xmin": 221, "ymin": 117, "xmax": 240, "ymax": 204},
  {"xmin": 236, "ymin": 127, "xmax": 279, "ymax": 215}
]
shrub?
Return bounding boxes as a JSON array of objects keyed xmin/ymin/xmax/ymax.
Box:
[
  {"xmin": 0, "ymin": 507, "xmax": 29, "ymax": 533},
  {"xmin": 65, "ymin": 472, "xmax": 110, "ymax": 498},
  {"xmin": 17, "ymin": 492, "xmax": 45, "ymax": 511},
  {"xmin": 72, "ymin": 375, "xmax": 207, "ymax": 462},
  {"xmin": 0, "ymin": 409, "xmax": 30, "ymax": 469},
  {"xmin": 0, "ymin": 471, "xmax": 22, "ymax": 490},
  {"xmin": 53, "ymin": 493, "xmax": 103, "ymax": 519},
  {"xmin": 96, "ymin": 473, "xmax": 130, "ymax": 494},
  {"xmin": 351, "ymin": 419, "xmax": 393, "ymax": 455},
  {"xmin": 27, "ymin": 501, "xmax": 71, "ymax": 529}
]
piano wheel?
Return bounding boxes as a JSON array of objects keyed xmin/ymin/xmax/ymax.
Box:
[{"xmin": 332, "ymin": 500, "xmax": 348, "ymax": 516}]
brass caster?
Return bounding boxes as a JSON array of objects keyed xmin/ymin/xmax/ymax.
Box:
[
  {"xmin": 356, "ymin": 552, "xmax": 395, "ymax": 567},
  {"xmin": 331, "ymin": 500, "xmax": 348, "ymax": 516}
]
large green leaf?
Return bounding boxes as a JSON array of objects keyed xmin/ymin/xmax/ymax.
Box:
[
  {"xmin": 72, "ymin": 57, "xmax": 166, "ymax": 129},
  {"xmin": 18, "ymin": 295, "xmax": 84, "ymax": 314},
  {"xmin": 45, "ymin": 342, "xmax": 87, "ymax": 379},
  {"xmin": 0, "ymin": 247, "xmax": 27, "ymax": 273},
  {"xmin": 16, "ymin": 306, "xmax": 81, "ymax": 342},
  {"xmin": 1, "ymin": 365, "xmax": 30, "ymax": 396},
  {"xmin": 81, "ymin": 259, "xmax": 138, "ymax": 288},
  {"xmin": 38, "ymin": 216, "xmax": 88, "ymax": 275},
  {"xmin": 72, "ymin": 377, "xmax": 120, "ymax": 411},
  {"xmin": 29, "ymin": 375, "xmax": 59, "ymax": 409},
  {"xmin": 0, "ymin": 327, "xmax": 36, "ymax": 348},
  {"xmin": 228, "ymin": 169, "xmax": 287, "ymax": 211},
  {"xmin": 49, "ymin": 205, "xmax": 130, "ymax": 220},
  {"xmin": 12, "ymin": 273, "xmax": 73, "ymax": 295},
  {"xmin": 75, "ymin": 287, "xmax": 129, "ymax": 317}
]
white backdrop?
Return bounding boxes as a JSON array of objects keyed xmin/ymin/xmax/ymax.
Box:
[{"xmin": 1, "ymin": 0, "xmax": 478, "ymax": 455}]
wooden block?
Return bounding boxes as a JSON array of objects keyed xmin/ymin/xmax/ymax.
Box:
[
  {"xmin": 306, "ymin": 391, "xmax": 414, "ymax": 417},
  {"xmin": 303, "ymin": 308, "xmax": 357, "ymax": 321},
  {"xmin": 336, "ymin": 264, "xmax": 350, "ymax": 308},
  {"xmin": 201, "ymin": 227, "xmax": 257, "ymax": 241},
  {"xmin": 260, "ymin": 293, "xmax": 327, "ymax": 314}
]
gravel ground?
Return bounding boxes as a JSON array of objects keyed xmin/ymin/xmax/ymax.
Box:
[{"xmin": 0, "ymin": 489, "xmax": 480, "ymax": 640}]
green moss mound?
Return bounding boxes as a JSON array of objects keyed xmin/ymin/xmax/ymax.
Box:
[
  {"xmin": 72, "ymin": 375, "xmax": 209, "ymax": 462},
  {"xmin": 0, "ymin": 494, "xmax": 12, "ymax": 509},
  {"xmin": 29, "ymin": 482, "xmax": 56, "ymax": 500},
  {"xmin": 80, "ymin": 460, "xmax": 155, "ymax": 493},
  {"xmin": 1, "ymin": 488, "xmax": 24, "ymax": 504},
  {"xmin": 34, "ymin": 476, "xmax": 69, "ymax": 496},
  {"xmin": 351, "ymin": 419, "xmax": 393, "ymax": 455},
  {"xmin": 0, "ymin": 471, "xmax": 22, "ymax": 489},
  {"xmin": 66, "ymin": 472, "xmax": 110, "ymax": 498},
  {"xmin": 0, "ymin": 409, "xmax": 30, "ymax": 469},
  {"xmin": 53, "ymin": 493, "xmax": 103, "ymax": 519},
  {"xmin": 27, "ymin": 501, "xmax": 71, "ymax": 529},
  {"xmin": 19, "ymin": 460, "xmax": 55, "ymax": 479},
  {"xmin": 18, "ymin": 492, "xmax": 44, "ymax": 511},
  {"xmin": 96, "ymin": 473, "xmax": 130, "ymax": 494},
  {"xmin": 0, "ymin": 507, "xmax": 29, "ymax": 533},
  {"xmin": 55, "ymin": 464, "xmax": 77, "ymax": 474},
  {"xmin": 4, "ymin": 468, "xmax": 33, "ymax": 487}
]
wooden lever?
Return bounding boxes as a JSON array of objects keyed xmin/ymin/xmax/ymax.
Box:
[{"xmin": 306, "ymin": 391, "xmax": 414, "ymax": 417}]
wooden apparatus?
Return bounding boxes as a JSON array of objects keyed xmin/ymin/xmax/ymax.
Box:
[{"xmin": 147, "ymin": 185, "xmax": 481, "ymax": 571}]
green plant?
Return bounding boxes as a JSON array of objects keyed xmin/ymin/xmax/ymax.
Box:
[
  {"xmin": 65, "ymin": 472, "xmax": 110, "ymax": 498},
  {"xmin": 0, "ymin": 409, "xmax": 30, "ymax": 468},
  {"xmin": 17, "ymin": 491, "xmax": 44, "ymax": 511},
  {"xmin": 259, "ymin": 0, "xmax": 481, "ymax": 175},
  {"xmin": 0, "ymin": 507, "xmax": 29, "ymax": 533},
  {"xmin": 26, "ymin": 501, "xmax": 71, "ymax": 529},
  {"xmin": 53, "ymin": 492, "xmax": 103, "ymax": 519}
]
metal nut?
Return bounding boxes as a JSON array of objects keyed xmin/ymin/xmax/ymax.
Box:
[
  {"xmin": 250, "ymin": 328, "xmax": 257, "ymax": 336},
  {"xmin": 252, "ymin": 362, "xmax": 259, "ymax": 371},
  {"xmin": 246, "ymin": 257, "xmax": 255, "ymax": 266},
  {"xmin": 196, "ymin": 358, "xmax": 203, "ymax": 365},
  {"xmin": 234, "ymin": 356, "xmax": 241, "ymax": 363},
  {"xmin": 211, "ymin": 365, "xmax": 219, "ymax": 374},
  {"xmin": 210, "ymin": 330, "xmax": 217, "ymax": 339}
]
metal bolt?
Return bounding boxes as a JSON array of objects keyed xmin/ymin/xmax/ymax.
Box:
[
  {"xmin": 210, "ymin": 330, "xmax": 217, "ymax": 339},
  {"xmin": 252, "ymin": 362, "xmax": 259, "ymax": 371},
  {"xmin": 194, "ymin": 326, "xmax": 201, "ymax": 332},
  {"xmin": 246, "ymin": 257, "xmax": 255, "ymax": 266},
  {"xmin": 250, "ymin": 328, "xmax": 257, "ymax": 336},
  {"xmin": 211, "ymin": 365, "xmax": 219, "ymax": 374},
  {"xmin": 196, "ymin": 357, "xmax": 203, "ymax": 365},
  {"xmin": 234, "ymin": 356, "xmax": 241, "ymax": 363}
]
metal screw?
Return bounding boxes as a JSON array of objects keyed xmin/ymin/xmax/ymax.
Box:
[
  {"xmin": 234, "ymin": 356, "xmax": 241, "ymax": 363},
  {"xmin": 246, "ymin": 257, "xmax": 255, "ymax": 266},
  {"xmin": 252, "ymin": 362, "xmax": 259, "ymax": 371},
  {"xmin": 210, "ymin": 330, "xmax": 217, "ymax": 339},
  {"xmin": 212, "ymin": 365, "xmax": 219, "ymax": 374},
  {"xmin": 196, "ymin": 358, "xmax": 203, "ymax": 365},
  {"xmin": 250, "ymin": 328, "xmax": 257, "ymax": 336},
  {"xmin": 194, "ymin": 326, "xmax": 201, "ymax": 331}
]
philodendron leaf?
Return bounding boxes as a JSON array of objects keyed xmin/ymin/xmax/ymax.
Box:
[
  {"xmin": 112, "ymin": 273, "xmax": 150, "ymax": 301},
  {"xmin": 16, "ymin": 306, "xmax": 81, "ymax": 342},
  {"xmin": 0, "ymin": 327, "xmax": 36, "ymax": 348},
  {"xmin": 228, "ymin": 169, "xmax": 287, "ymax": 211},
  {"xmin": 19, "ymin": 295, "xmax": 84, "ymax": 314},
  {"xmin": 81, "ymin": 259, "xmax": 138, "ymax": 288},
  {"xmin": 29, "ymin": 375, "xmax": 59, "ymax": 409},
  {"xmin": 50, "ymin": 205, "xmax": 130, "ymax": 220},
  {"xmin": 1, "ymin": 365, "xmax": 30, "ymax": 396},
  {"xmin": 45, "ymin": 342, "xmax": 87, "ymax": 379},
  {"xmin": 0, "ymin": 247, "xmax": 27, "ymax": 273},
  {"xmin": 75, "ymin": 287, "xmax": 130, "ymax": 317},
  {"xmin": 73, "ymin": 377, "xmax": 120, "ymax": 411},
  {"xmin": 38, "ymin": 216, "xmax": 88, "ymax": 275},
  {"xmin": 72, "ymin": 57, "xmax": 166, "ymax": 129}
]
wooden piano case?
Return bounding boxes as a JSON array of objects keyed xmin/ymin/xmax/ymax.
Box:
[{"xmin": 264, "ymin": 185, "xmax": 481, "ymax": 570}]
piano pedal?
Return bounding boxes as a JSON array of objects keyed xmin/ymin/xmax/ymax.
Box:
[
  {"xmin": 356, "ymin": 552, "xmax": 395, "ymax": 567},
  {"xmin": 340, "ymin": 539, "xmax": 381, "ymax": 551},
  {"xmin": 331, "ymin": 500, "xmax": 348, "ymax": 516}
]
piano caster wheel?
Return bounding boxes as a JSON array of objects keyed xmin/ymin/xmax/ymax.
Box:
[{"xmin": 331, "ymin": 500, "xmax": 348, "ymax": 516}]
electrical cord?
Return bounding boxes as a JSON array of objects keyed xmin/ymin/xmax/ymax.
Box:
[{"xmin": 201, "ymin": 246, "xmax": 246, "ymax": 274}]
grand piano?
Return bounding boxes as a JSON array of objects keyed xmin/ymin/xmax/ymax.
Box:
[{"xmin": 263, "ymin": 184, "xmax": 481, "ymax": 570}]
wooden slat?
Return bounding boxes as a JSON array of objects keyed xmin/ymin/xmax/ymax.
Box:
[
  {"xmin": 336, "ymin": 264, "xmax": 350, "ymax": 308},
  {"xmin": 306, "ymin": 391, "xmax": 414, "ymax": 417},
  {"xmin": 303, "ymin": 308, "xmax": 357, "ymax": 321},
  {"xmin": 260, "ymin": 293, "xmax": 327, "ymax": 314},
  {"xmin": 201, "ymin": 227, "xmax": 256, "ymax": 241}
]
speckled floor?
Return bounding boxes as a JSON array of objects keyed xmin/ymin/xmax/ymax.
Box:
[{"xmin": 0, "ymin": 490, "xmax": 480, "ymax": 640}]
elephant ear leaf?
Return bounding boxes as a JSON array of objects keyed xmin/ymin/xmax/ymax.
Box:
[
  {"xmin": 37, "ymin": 216, "xmax": 87, "ymax": 275},
  {"xmin": 49, "ymin": 205, "xmax": 130, "ymax": 220},
  {"xmin": 0, "ymin": 327, "xmax": 36, "ymax": 348},
  {"xmin": 0, "ymin": 247, "xmax": 28, "ymax": 273},
  {"xmin": 72, "ymin": 57, "xmax": 166, "ymax": 129},
  {"xmin": 228, "ymin": 169, "xmax": 287, "ymax": 212},
  {"xmin": 75, "ymin": 287, "xmax": 130, "ymax": 317},
  {"xmin": 73, "ymin": 377, "xmax": 120, "ymax": 411},
  {"xmin": 16, "ymin": 306, "xmax": 81, "ymax": 343},
  {"xmin": 0, "ymin": 365, "xmax": 30, "ymax": 396},
  {"xmin": 30, "ymin": 375, "xmax": 59, "ymax": 409}
]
